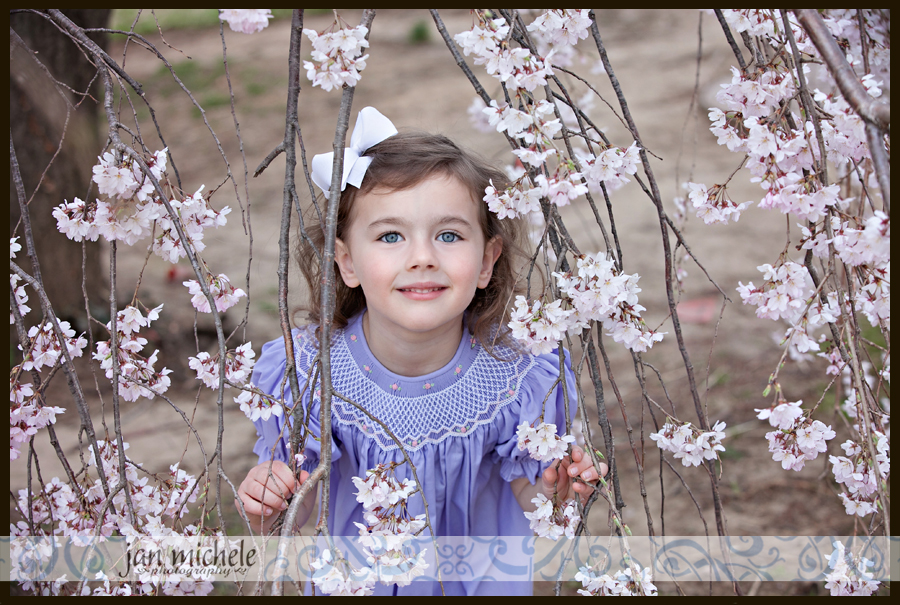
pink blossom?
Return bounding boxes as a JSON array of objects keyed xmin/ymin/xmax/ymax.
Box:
[
  {"xmin": 219, "ymin": 9, "xmax": 272, "ymax": 34},
  {"xmin": 183, "ymin": 273, "xmax": 246, "ymax": 314}
]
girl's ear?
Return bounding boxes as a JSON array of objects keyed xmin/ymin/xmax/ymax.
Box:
[
  {"xmin": 477, "ymin": 236, "xmax": 503, "ymax": 289},
  {"xmin": 334, "ymin": 238, "xmax": 360, "ymax": 288}
]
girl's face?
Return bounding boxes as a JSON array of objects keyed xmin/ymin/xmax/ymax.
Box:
[{"xmin": 335, "ymin": 173, "xmax": 502, "ymax": 343}]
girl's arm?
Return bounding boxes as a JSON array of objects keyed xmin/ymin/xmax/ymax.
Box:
[
  {"xmin": 235, "ymin": 460, "xmax": 317, "ymax": 534},
  {"xmin": 510, "ymin": 444, "xmax": 607, "ymax": 512}
]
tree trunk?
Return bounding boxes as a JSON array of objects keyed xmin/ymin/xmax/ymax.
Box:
[{"xmin": 10, "ymin": 9, "xmax": 111, "ymax": 334}]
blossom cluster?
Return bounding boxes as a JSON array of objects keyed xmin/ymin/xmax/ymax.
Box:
[
  {"xmin": 53, "ymin": 185, "xmax": 229, "ymax": 258},
  {"xmin": 515, "ymin": 420, "xmax": 580, "ymax": 539},
  {"xmin": 823, "ymin": 540, "xmax": 881, "ymax": 596},
  {"xmin": 235, "ymin": 390, "xmax": 284, "ymax": 422},
  {"xmin": 219, "ymin": 9, "xmax": 272, "ymax": 34},
  {"xmin": 189, "ymin": 342, "xmax": 255, "ymax": 388},
  {"xmin": 578, "ymin": 142, "xmax": 642, "ymax": 194},
  {"xmin": 17, "ymin": 319, "xmax": 88, "ymax": 373},
  {"xmin": 455, "ymin": 11, "xmax": 664, "ymax": 358},
  {"xmin": 555, "ymin": 251, "xmax": 664, "ymax": 352},
  {"xmin": 828, "ymin": 433, "xmax": 888, "ymax": 517},
  {"xmin": 649, "ymin": 419, "xmax": 727, "ymax": 467},
  {"xmin": 12, "ymin": 433, "xmax": 213, "ymax": 596},
  {"xmin": 482, "ymin": 98, "xmax": 563, "ymax": 168},
  {"xmin": 524, "ymin": 492, "xmax": 580, "ymax": 540},
  {"xmin": 737, "ymin": 261, "xmax": 840, "ymax": 359},
  {"xmin": 526, "ymin": 9, "xmax": 592, "ymax": 69},
  {"xmin": 516, "ymin": 421, "xmax": 575, "ymax": 462},
  {"xmin": 186, "ymin": 343, "xmax": 285, "ymax": 423},
  {"xmin": 183, "ymin": 272, "xmax": 246, "ymax": 313},
  {"xmin": 303, "ymin": 23, "xmax": 369, "ymax": 91},
  {"xmin": 715, "ymin": 9, "xmax": 893, "ymax": 528},
  {"xmin": 10, "ymin": 382, "xmax": 64, "ymax": 461},
  {"xmin": 455, "ymin": 17, "xmax": 554, "ymax": 93},
  {"xmin": 756, "ymin": 400, "xmax": 836, "ymax": 471},
  {"xmin": 483, "ymin": 179, "xmax": 542, "ymax": 219},
  {"xmin": 55, "ymin": 150, "xmax": 233, "ymax": 311},
  {"xmin": 150, "ymin": 185, "xmax": 231, "ymax": 264},
  {"xmin": 92, "ymin": 148, "xmax": 167, "ymax": 203},
  {"xmin": 509, "ymin": 296, "xmax": 571, "ymax": 356},
  {"xmin": 310, "ymin": 463, "xmax": 428, "ymax": 595},
  {"xmin": 10, "ymin": 237, "xmax": 30, "ymax": 323},
  {"xmin": 574, "ymin": 564, "xmax": 658, "ymax": 596},
  {"xmin": 509, "ymin": 264, "xmax": 664, "ymax": 356},
  {"xmin": 15, "ymin": 440, "xmax": 200, "ymax": 545},
  {"xmin": 685, "ymin": 181, "xmax": 751, "ymax": 226},
  {"xmin": 93, "ymin": 305, "xmax": 171, "ymax": 402}
]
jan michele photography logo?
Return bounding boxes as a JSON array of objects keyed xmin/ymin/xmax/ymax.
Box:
[
  {"xmin": 120, "ymin": 538, "xmax": 258, "ymax": 579},
  {"xmin": 4, "ymin": 535, "xmax": 895, "ymax": 584}
]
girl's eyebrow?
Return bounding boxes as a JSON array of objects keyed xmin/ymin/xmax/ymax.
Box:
[{"xmin": 366, "ymin": 216, "xmax": 474, "ymax": 230}]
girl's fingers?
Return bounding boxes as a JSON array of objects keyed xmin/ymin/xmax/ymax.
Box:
[{"xmin": 243, "ymin": 480, "xmax": 288, "ymax": 512}]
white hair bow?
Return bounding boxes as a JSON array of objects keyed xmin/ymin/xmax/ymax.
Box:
[{"xmin": 311, "ymin": 106, "xmax": 398, "ymax": 196}]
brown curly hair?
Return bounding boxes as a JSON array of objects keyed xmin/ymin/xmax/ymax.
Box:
[{"xmin": 296, "ymin": 131, "xmax": 528, "ymax": 351}]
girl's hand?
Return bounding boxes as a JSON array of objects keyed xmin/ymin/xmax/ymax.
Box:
[
  {"xmin": 236, "ymin": 460, "xmax": 302, "ymax": 520},
  {"xmin": 540, "ymin": 444, "xmax": 608, "ymax": 501}
]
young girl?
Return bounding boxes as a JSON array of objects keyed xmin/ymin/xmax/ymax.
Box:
[{"xmin": 236, "ymin": 107, "xmax": 606, "ymax": 596}]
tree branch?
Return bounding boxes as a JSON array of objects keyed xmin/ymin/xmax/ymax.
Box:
[{"xmin": 794, "ymin": 9, "xmax": 890, "ymax": 130}]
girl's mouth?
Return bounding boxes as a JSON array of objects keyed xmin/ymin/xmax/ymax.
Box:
[{"xmin": 397, "ymin": 285, "xmax": 447, "ymax": 299}]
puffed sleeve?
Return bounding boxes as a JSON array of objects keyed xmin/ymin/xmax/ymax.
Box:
[
  {"xmin": 493, "ymin": 347, "xmax": 578, "ymax": 484},
  {"xmin": 250, "ymin": 331, "xmax": 341, "ymax": 472}
]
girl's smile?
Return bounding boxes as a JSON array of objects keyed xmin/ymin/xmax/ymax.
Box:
[
  {"xmin": 396, "ymin": 282, "xmax": 447, "ymax": 300},
  {"xmin": 334, "ymin": 173, "xmax": 502, "ymax": 375}
]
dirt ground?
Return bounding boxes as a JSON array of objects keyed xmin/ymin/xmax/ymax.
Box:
[{"xmin": 11, "ymin": 10, "xmax": 865, "ymax": 596}]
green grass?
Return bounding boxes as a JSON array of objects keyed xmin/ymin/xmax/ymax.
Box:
[
  {"xmin": 157, "ymin": 59, "xmax": 227, "ymax": 93},
  {"xmin": 111, "ymin": 9, "xmax": 223, "ymax": 34},
  {"xmin": 110, "ymin": 9, "xmax": 302, "ymax": 36},
  {"xmin": 256, "ymin": 299, "xmax": 280, "ymax": 317},
  {"xmin": 407, "ymin": 20, "xmax": 431, "ymax": 45}
]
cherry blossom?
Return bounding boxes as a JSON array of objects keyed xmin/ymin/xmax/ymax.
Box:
[
  {"xmin": 310, "ymin": 463, "xmax": 430, "ymax": 593},
  {"xmin": 552, "ymin": 251, "xmax": 665, "ymax": 352},
  {"xmin": 516, "ymin": 421, "xmax": 576, "ymax": 462},
  {"xmin": 823, "ymin": 540, "xmax": 881, "ymax": 596},
  {"xmin": 508, "ymin": 296, "xmax": 572, "ymax": 356},
  {"xmin": 579, "ymin": 143, "xmax": 642, "ymax": 194},
  {"xmin": 650, "ymin": 419, "xmax": 727, "ymax": 467},
  {"xmin": 91, "ymin": 148, "xmax": 167, "ymax": 203},
  {"xmin": 309, "ymin": 549, "xmax": 376, "ymax": 596},
  {"xmin": 183, "ymin": 273, "xmax": 246, "ymax": 313},
  {"xmin": 763, "ymin": 412, "xmax": 836, "ymax": 472},
  {"xmin": 18, "ymin": 319, "xmax": 87, "ymax": 373},
  {"xmin": 10, "ymin": 380, "xmax": 64, "ymax": 461},
  {"xmin": 524, "ymin": 493, "xmax": 580, "ymax": 540},
  {"xmin": 527, "ymin": 10, "xmax": 591, "ymax": 48},
  {"xmin": 685, "ymin": 181, "xmax": 751, "ymax": 225},
  {"xmin": 219, "ymin": 9, "xmax": 272, "ymax": 34},
  {"xmin": 151, "ymin": 186, "xmax": 231, "ymax": 264},
  {"xmin": 303, "ymin": 22, "xmax": 369, "ymax": 91},
  {"xmin": 93, "ymin": 305, "xmax": 171, "ymax": 402},
  {"xmin": 10, "ymin": 273, "xmax": 30, "ymax": 323},
  {"xmin": 483, "ymin": 179, "xmax": 542, "ymax": 219},
  {"xmin": 189, "ymin": 342, "xmax": 255, "ymax": 389},
  {"xmin": 575, "ymin": 563, "xmax": 658, "ymax": 596},
  {"xmin": 235, "ymin": 390, "xmax": 283, "ymax": 422},
  {"xmin": 457, "ymin": 15, "xmax": 554, "ymax": 93}
]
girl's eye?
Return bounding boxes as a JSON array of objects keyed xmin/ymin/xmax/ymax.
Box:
[
  {"xmin": 438, "ymin": 232, "xmax": 460, "ymax": 243},
  {"xmin": 379, "ymin": 232, "xmax": 402, "ymax": 244}
]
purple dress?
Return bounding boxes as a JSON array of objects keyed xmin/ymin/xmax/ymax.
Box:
[{"xmin": 250, "ymin": 311, "xmax": 576, "ymax": 596}]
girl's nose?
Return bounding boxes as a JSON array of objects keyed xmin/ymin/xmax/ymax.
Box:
[{"xmin": 406, "ymin": 238, "xmax": 438, "ymax": 270}]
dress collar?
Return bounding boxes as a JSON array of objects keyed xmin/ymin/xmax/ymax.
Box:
[{"xmin": 340, "ymin": 311, "xmax": 481, "ymax": 396}]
